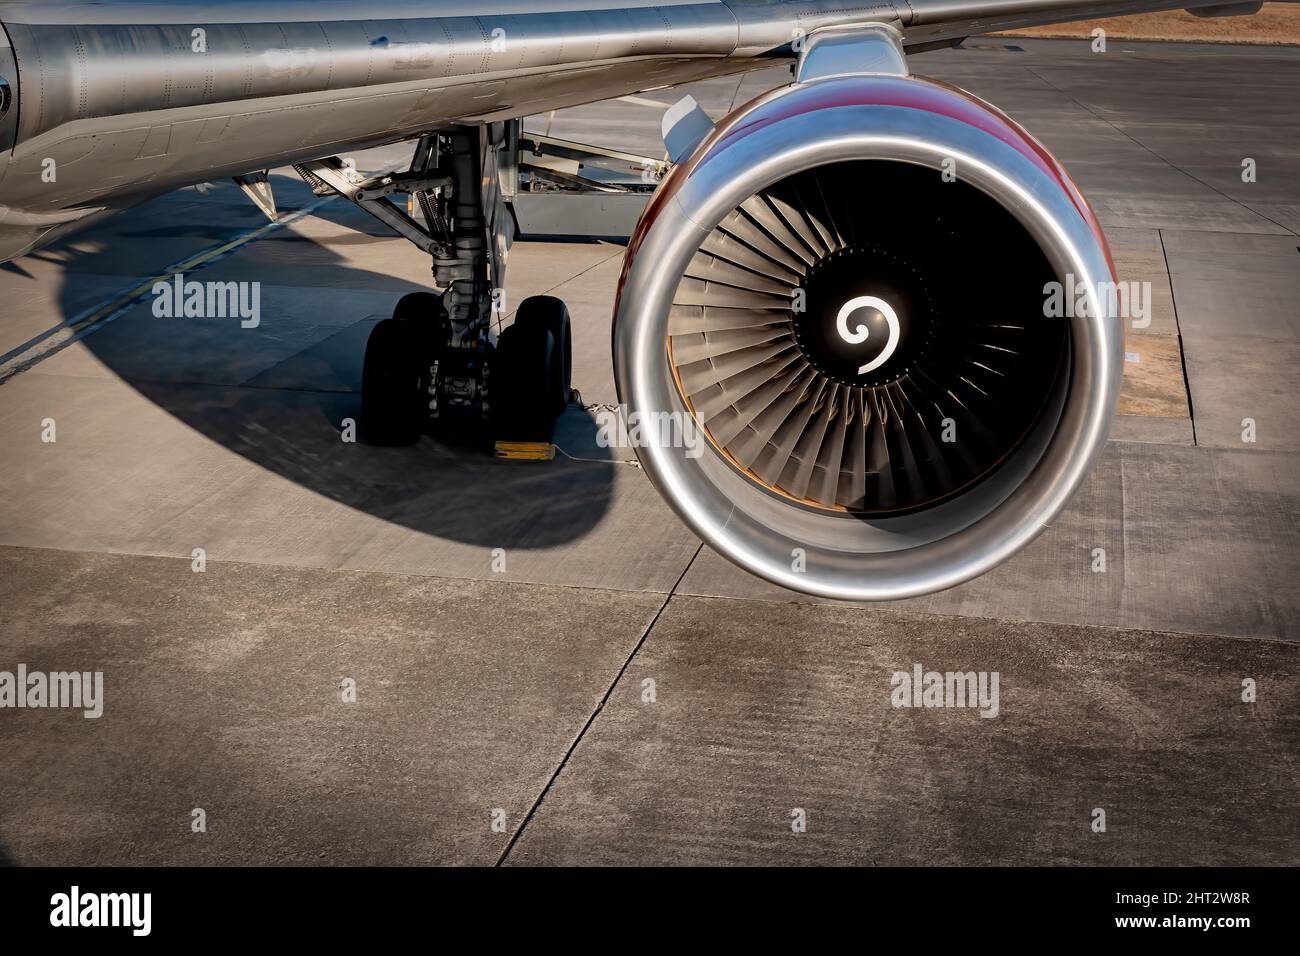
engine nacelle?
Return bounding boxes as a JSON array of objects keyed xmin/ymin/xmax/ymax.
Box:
[{"xmin": 613, "ymin": 72, "xmax": 1122, "ymax": 600}]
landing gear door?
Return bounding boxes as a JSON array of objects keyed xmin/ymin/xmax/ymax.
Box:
[
  {"xmin": 495, "ymin": 119, "xmax": 520, "ymax": 203},
  {"xmin": 484, "ymin": 120, "xmax": 519, "ymax": 312}
]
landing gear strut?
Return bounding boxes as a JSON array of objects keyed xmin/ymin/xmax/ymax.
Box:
[{"xmin": 297, "ymin": 124, "xmax": 571, "ymax": 452}]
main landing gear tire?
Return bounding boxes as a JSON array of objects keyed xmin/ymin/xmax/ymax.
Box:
[
  {"xmin": 492, "ymin": 295, "xmax": 572, "ymax": 443},
  {"xmin": 361, "ymin": 294, "xmax": 444, "ymax": 446}
]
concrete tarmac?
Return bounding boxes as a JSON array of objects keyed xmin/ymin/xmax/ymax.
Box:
[{"xmin": 0, "ymin": 38, "xmax": 1296, "ymax": 866}]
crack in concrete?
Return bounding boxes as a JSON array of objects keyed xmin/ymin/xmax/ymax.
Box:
[{"xmin": 496, "ymin": 542, "xmax": 703, "ymax": 865}]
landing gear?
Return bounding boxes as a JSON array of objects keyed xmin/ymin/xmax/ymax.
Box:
[
  {"xmin": 309, "ymin": 125, "xmax": 572, "ymax": 453},
  {"xmin": 490, "ymin": 295, "xmax": 573, "ymax": 443},
  {"xmin": 361, "ymin": 291, "xmax": 572, "ymax": 448}
]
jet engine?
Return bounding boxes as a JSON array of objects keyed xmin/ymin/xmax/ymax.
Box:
[{"xmin": 612, "ymin": 65, "xmax": 1122, "ymax": 601}]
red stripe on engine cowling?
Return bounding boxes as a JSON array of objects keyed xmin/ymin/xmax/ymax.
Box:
[
  {"xmin": 617, "ymin": 75, "xmax": 1117, "ymax": 328},
  {"xmin": 702, "ymin": 75, "xmax": 1114, "ymax": 279}
]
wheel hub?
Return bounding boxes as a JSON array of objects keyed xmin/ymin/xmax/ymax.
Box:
[{"xmin": 793, "ymin": 245, "xmax": 933, "ymax": 388}]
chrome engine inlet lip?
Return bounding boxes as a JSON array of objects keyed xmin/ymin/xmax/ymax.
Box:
[{"xmin": 613, "ymin": 75, "xmax": 1122, "ymax": 601}]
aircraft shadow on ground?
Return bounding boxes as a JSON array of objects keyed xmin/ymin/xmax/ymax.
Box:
[{"xmin": 49, "ymin": 174, "xmax": 616, "ymax": 550}]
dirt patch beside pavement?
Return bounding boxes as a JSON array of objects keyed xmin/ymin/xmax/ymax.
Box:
[{"xmin": 998, "ymin": 3, "xmax": 1300, "ymax": 45}]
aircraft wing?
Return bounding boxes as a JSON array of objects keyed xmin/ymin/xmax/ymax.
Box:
[
  {"xmin": 0, "ymin": 0, "xmax": 1280, "ymax": 260},
  {"xmin": 893, "ymin": 1, "xmax": 1275, "ymax": 45}
]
